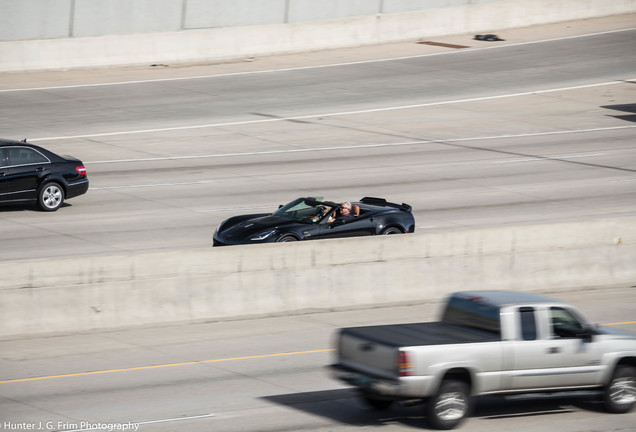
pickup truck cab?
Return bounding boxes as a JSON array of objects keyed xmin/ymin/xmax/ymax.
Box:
[{"xmin": 330, "ymin": 291, "xmax": 636, "ymax": 429}]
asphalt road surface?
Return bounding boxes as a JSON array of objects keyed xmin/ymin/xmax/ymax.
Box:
[
  {"xmin": 1, "ymin": 287, "xmax": 635, "ymax": 432},
  {"xmin": 0, "ymin": 17, "xmax": 635, "ymax": 261}
]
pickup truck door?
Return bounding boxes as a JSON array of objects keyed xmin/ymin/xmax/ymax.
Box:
[{"xmin": 509, "ymin": 306, "xmax": 604, "ymax": 390}]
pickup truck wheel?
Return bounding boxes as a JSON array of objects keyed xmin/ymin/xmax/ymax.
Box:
[
  {"xmin": 604, "ymin": 366, "xmax": 636, "ymax": 413},
  {"xmin": 362, "ymin": 395, "xmax": 393, "ymax": 410},
  {"xmin": 426, "ymin": 380, "xmax": 470, "ymax": 430}
]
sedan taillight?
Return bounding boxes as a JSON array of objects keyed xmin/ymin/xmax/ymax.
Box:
[{"xmin": 75, "ymin": 165, "xmax": 87, "ymax": 175}]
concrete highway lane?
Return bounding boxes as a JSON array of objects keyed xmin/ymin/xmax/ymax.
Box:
[
  {"xmin": 1, "ymin": 287, "xmax": 635, "ymax": 432},
  {"xmin": 0, "ymin": 18, "xmax": 635, "ymax": 260}
]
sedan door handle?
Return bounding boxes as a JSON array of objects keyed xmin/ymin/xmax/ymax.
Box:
[
  {"xmin": 35, "ymin": 167, "xmax": 45, "ymax": 172},
  {"xmin": 548, "ymin": 347, "xmax": 561, "ymax": 354}
]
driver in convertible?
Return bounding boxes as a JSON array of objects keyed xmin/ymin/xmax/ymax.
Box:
[{"xmin": 335, "ymin": 201, "xmax": 355, "ymax": 223}]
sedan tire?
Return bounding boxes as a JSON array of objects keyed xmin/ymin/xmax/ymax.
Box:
[{"xmin": 38, "ymin": 182, "xmax": 64, "ymax": 212}]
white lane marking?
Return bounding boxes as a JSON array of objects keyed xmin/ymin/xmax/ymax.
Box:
[
  {"xmin": 91, "ymin": 181, "xmax": 210, "ymax": 189},
  {"xmin": 25, "ymin": 80, "xmax": 636, "ymax": 143},
  {"xmin": 611, "ymin": 178, "xmax": 636, "ymax": 183},
  {"xmin": 494, "ymin": 153, "xmax": 605, "ymax": 163},
  {"xmin": 55, "ymin": 414, "xmax": 216, "ymax": 431},
  {"xmin": 81, "ymin": 125, "xmax": 635, "ymax": 165},
  {"xmin": 133, "ymin": 413, "xmax": 216, "ymax": 426},
  {"xmin": 86, "ymin": 140, "xmax": 431, "ymax": 164},
  {"xmin": 2, "ymin": 27, "xmax": 634, "ymax": 93}
]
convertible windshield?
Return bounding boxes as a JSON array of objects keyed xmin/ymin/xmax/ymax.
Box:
[{"xmin": 274, "ymin": 198, "xmax": 334, "ymax": 224}]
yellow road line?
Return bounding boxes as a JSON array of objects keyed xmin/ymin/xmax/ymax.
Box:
[
  {"xmin": 2, "ymin": 320, "xmax": 635, "ymax": 385},
  {"xmin": 0, "ymin": 348, "xmax": 335, "ymax": 384}
]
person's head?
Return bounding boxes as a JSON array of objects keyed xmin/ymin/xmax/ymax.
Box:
[{"xmin": 340, "ymin": 201, "xmax": 351, "ymax": 215}]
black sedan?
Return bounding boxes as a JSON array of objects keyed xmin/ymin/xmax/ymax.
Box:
[
  {"xmin": 213, "ymin": 196, "xmax": 415, "ymax": 246},
  {"xmin": 0, "ymin": 138, "xmax": 89, "ymax": 211}
]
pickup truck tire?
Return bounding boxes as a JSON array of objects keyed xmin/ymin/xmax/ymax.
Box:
[
  {"xmin": 362, "ymin": 394, "xmax": 393, "ymax": 410},
  {"xmin": 426, "ymin": 380, "xmax": 471, "ymax": 430},
  {"xmin": 603, "ymin": 365, "xmax": 636, "ymax": 414}
]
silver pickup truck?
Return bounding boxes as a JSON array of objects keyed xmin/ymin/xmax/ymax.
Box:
[{"xmin": 329, "ymin": 291, "xmax": 636, "ymax": 429}]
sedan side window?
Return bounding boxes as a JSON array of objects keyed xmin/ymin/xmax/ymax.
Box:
[
  {"xmin": 550, "ymin": 307, "xmax": 584, "ymax": 338},
  {"xmin": 6, "ymin": 147, "xmax": 49, "ymax": 166}
]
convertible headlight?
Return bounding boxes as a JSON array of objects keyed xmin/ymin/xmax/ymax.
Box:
[{"xmin": 250, "ymin": 229, "xmax": 277, "ymax": 241}]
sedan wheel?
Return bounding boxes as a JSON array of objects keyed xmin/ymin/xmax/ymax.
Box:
[
  {"xmin": 38, "ymin": 182, "xmax": 64, "ymax": 212},
  {"xmin": 276, "ymin": 235, "xmax": 298, "ymax": 242}
]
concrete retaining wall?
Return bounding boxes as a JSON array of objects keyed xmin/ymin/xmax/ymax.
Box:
[
  {"xmin": 1, "ymin": 218, "xmax": 634, "ymax": 338},
  {"xmin": 1, "ymin": 0, "xmax": 636, "ymax": 71}
]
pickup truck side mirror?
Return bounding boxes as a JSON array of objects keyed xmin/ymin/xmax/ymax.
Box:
[{"xmin": 578, "ymin": 326, "xmax": 595, "ymax": 343}]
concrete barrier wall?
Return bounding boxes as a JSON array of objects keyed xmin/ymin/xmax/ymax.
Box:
[
  {"xmin": 1, "ymin": 0, "xmax": 636, "ymax": 71},
  {"xmin": 1, "ymin": 218, "xmax": 634, "ymax": 338}
]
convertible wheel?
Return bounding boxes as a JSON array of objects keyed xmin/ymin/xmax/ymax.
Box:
[
  {"xmin": 604, "ymin": 366, "xmax": 636, "ymax": 413},
  {"xmin": 276, "ymin": 235, "xmax": 298, "ymax": 242},
  {"xmin": 38, "ymin": 182, "xmax": 64, "ymax": 212},
  {"xmin": 380, "ymin": 227, "xmax": 402, "ymax": 235},
  {"xmin": 426, "ymin": 380, "xmax": 471, "ymax": 430}
]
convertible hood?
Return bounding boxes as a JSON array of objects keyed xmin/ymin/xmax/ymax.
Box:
[{"xmin": 222, "ymin": 215, "xmax": 298, "ymax": 238}]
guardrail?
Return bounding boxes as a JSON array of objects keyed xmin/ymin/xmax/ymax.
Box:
[{"xmin": 1, "ymin": 218, "xmax": 634, "ymax": 338}]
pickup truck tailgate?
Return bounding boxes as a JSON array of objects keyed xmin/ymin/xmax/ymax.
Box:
[{"xmin": 337, "ymin": 322, "xmax": 499, "ymax": 377}]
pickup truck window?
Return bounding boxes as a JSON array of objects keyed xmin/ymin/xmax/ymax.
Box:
[
  {"xmin": 550, "ymin": 307, "xmax": 584, "ymax": 338},
  {"xmin": 519, "ymin": 307, "xmax": 537, "ymax": 340},
  {"xmin": 442, "ymin": 296, "xmax": 500, "ymax": 336}
]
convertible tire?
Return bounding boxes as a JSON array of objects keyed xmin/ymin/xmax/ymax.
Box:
[
  {"xmin": 380, "ymin": 227, "xmax": 402, "ymax": 235},
  {"xmin": 38, "ymin": 182, "xmax": 64, "ymax": 212},
  {"xmin": 362, "ymin": 394, "xmax": 393, "ymax": 410},
  {"xmin": 276, "ymin": 235, "xmax": 298, "ymax": 242},
  {"xmin": 426, "ymin": 380, "xmax": 471, "ymax": 430},
  {"xmin": 604, "ymin": 366, "xmax": 636, "ymax": 414}
]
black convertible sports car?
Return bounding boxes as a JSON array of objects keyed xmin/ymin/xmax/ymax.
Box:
[{"xmin": 213, "ymin": 197, "xmax": 415, "ymax": 246}]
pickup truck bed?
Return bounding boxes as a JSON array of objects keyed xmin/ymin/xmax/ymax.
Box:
[{"xmin": 341, "ymin": 322, "xmax": 499, "ymax": 347}]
